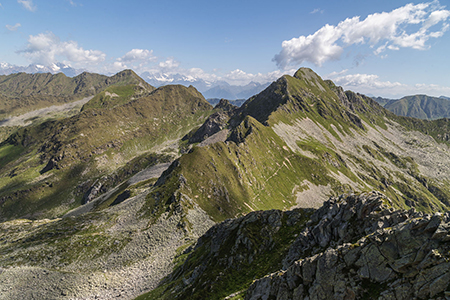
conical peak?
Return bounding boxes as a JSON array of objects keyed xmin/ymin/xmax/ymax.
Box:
[{"xmin": 293, "ymin": 67, "xmax": 322, "ymax": 81}]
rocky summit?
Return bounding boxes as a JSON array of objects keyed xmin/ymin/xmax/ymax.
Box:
[{"xmin": 1, "ymin": 68, "xmax": 450, "ymax": 299}]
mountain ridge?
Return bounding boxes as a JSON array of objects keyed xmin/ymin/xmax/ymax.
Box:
[
  {"xmin": 144, "ymin": 191, "xmax": 450, "ymax": 300},
  {"xmin": 0, "ymin": 69, "xmax": 152, "ymax": 119},
  {"xmin": 2, "ymin": 67, "xmax": 450, "ymax": 299}
]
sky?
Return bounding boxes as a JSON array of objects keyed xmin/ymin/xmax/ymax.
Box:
[{"xmin": 0, "ymin": 0, "xmax": 449, "ymax": 98}]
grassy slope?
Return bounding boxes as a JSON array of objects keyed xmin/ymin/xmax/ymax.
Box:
[{"xmin": 0, "ymin": 82, "xmax": 213, "ymax": 221}]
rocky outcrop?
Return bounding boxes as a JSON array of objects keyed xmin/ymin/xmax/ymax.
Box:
[
  {"xmin": 188, "ymin": 111, "xmax": 230, "ymax": 143},
  {"xmin": 245, "ymin": 191, "xmax": 450, "ymax": 300},
  {"xmin": 213, "ymin": 99, "xmax": 237, "ymax": 112}
]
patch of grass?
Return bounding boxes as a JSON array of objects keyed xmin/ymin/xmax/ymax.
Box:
[
  {"xmin": 81, "ymin": 84, "xmax": 140, "ymax": 111},
  {"xmin": 0, "ymin": 211, "xmax": 131, "ymax": 270},
  {"xmin": 0, "ymin": 143, "xmax": 25, "ymax": 170}
]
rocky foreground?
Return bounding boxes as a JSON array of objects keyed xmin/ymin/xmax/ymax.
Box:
[
  {"xmin": 151, "ymin": 191, "xmax": 450, "ymax": 299},
  {"xmin": 246, "ymin": 192, "xmax": 450, "ymax": 300}
]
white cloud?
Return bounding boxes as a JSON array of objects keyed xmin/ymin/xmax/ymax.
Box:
[
  {"xmin": 125, "ymin": 54, "xmax": 291, "ymax": 86},
  {"xmin": 223, "ymin": 68, "xmax": 295, "ymax": 85},
  {"xmin": 310, "ymin": 8, "xmax": 324, "ymax": 14},
  {"xmin": 275, "ymin": 1, "xmax": 450, "ymax": 68},
  {"xmin": 328, "ymin": 71, "xmax": 450, "ymax": 98},
  {"xmin": 17, "ymin": 0, "xmax": 36, "ymax": 12},
  {"xmin": 6, "ymin": 23, "xmax": 21, "ymax": 31},
  {"xmin": 117, "ymin": 49, "xmax": 155, "ymax": 62},
  {"xmin": 19, "ymin": 32, "xmax": 106, "ymax": 66},
  {"xmin": 332, "ymin": 73, "xmax": 404, "ymax": 89},
  {"xmin": 158, "ymin": 57, "xmax": 180, "ymax": 70}
]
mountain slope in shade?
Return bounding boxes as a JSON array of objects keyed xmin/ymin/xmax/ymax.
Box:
[{"xmin": 202, "ymin": 81, "xmax": 271, "ymax": 100}]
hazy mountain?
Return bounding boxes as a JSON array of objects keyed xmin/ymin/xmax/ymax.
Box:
[
  {"xmin": 2, "ymin": 68, "xmax": 450, "ymax": 299},
  {"xmin": 202, "ymin": 81, "xmax": 271, "ymax": 99},
  {"xmin": 371, "ymin": 96, "xmax": 393, "ymax": 107},
  {"xmin": 207, "ymin": 98, "xmax": 246, "ymax": 107},
  {"xmin": 140, "ymin": 71, "xmax": 216, "ymax": 91},
  {"xmin": 142, "ymin": 72, "xmax": 270, "ymax": 100},
  {"xmin": 374, "ymin": 94, "xmax": 450, "ymax": 120}
]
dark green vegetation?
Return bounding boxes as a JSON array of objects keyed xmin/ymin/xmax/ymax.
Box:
[
  {"xmin": 374, "ymin": 94, "xmax": 450, "ymax": 120},
  {"xmin": 2, "ymin": 68, "xmax": 450, "ymax": 299}
]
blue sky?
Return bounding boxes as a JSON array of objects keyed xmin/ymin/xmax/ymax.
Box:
[{"xmin": 1, "ymin": 0, "xmax": 449, "ymax": 97}]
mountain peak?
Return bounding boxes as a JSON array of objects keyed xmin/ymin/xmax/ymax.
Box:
[{"xmin": 293, "ymin": 67, "xmax": 322, "ymax": 81}]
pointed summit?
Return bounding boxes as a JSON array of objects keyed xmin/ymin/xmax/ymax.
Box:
[{"xmin": 293, "ymin": 67, "xmax": 322, "ymax": 80}]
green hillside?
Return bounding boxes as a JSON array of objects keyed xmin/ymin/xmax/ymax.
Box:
[{"xmin": 0, "ymin": 76, "xmax": 212, "ymax": 221}]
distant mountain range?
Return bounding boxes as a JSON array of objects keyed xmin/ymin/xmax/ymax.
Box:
[
  {"xmin": 0, "ymin": 63, "xmax": 270, "ymax": 100},
  {"xmin": 373, "ymin": 94, "xmax": 450, "ymax": 120},
  {"xmin": 0, "ymin": 62, "xmax": 82, "ymax": 77},
  {"xmin": 141, "ymin": 72, "xmax": 270, "ymax": 99}
]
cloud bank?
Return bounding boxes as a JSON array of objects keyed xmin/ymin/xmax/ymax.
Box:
[
  {"xmin": 275, "ymin": 1, "xmax": 450, "ymax": 68},
  {"xmin": 328, "ymin": 71, "xmax": 450, "ymax": 98},
  {"xmin": 19, "ymin": 32, "xmax": 105, "ymax": 66}
]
